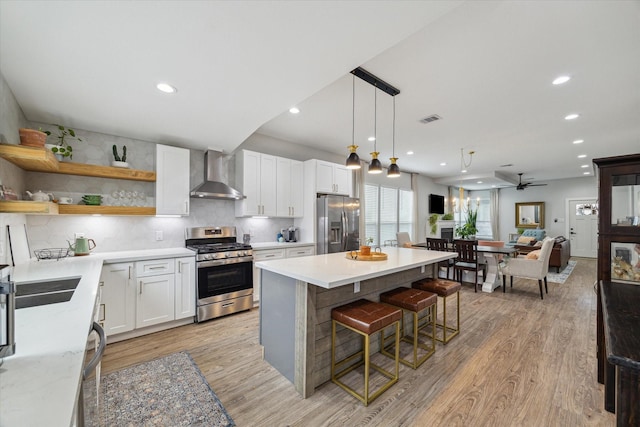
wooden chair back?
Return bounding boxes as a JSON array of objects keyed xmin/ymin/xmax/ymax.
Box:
[
  {"xmin": 426, "ymin": 237, "xmax": 450, "ymax": 252},
  {"xmin": 454, "ymin": 239, "xmax": 478, "ymax": 263}
]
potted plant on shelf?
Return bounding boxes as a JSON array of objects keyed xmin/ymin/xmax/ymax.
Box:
[
  {"xmin": 43, "ymin": 124, "xmax": 82, "ymax": 160},
  {"xmin": 18, "ymin": 128, "xmax": 48, "ymax": 147},
  {"xmin": 455, "ymin": 208, "xmax": 478, "ymax": 240},
  {"xmin": 111, "ymin": 145, "xmax": 129, "ymax": 168}
]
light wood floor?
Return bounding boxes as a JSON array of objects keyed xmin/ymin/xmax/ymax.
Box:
[{"xmin": 101, "ymin": 258, "xmax": 615, "ymax": 426}]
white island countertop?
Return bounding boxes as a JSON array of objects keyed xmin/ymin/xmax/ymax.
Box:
[
  {"xmin": 255, "ymin": 247, "xmax": 456, "ymax": 289},
  {"xmin": 0, "ymin": 247, "xmax": 195, "ymax": 427}
]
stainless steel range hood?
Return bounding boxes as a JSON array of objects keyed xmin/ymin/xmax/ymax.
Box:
[{"xmin": 190, "ymin": 150, "xmax": 245, "ymax": 200}]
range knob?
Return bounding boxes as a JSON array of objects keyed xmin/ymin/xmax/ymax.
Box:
[
  {"xmin": 225, "ymin": 252, "xmax": 232, "ymax": 258},
  {"xmin": 205, "ymin": 254, "xmax": 214, "ymax": 260}
]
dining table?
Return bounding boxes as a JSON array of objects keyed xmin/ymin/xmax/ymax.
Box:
[{"xmin": 411, "ymin": 242, "xmax": 517, "ymax": 293}]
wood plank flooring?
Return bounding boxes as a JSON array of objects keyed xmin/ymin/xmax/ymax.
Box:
[{"xmin": 101, "ymin": 258, "xmax": 615, "ymax": 426}]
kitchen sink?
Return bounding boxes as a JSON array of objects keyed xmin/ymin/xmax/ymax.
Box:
[{"xmin": 15, "ymin": 276, "xmax": 81, "ymax": 309}]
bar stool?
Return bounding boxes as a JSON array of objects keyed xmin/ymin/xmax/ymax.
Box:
[
  {"xmin": 412, "ymin": 278, "xmax": 461, "ymax": 344},
  {"xmin": 379, "ymin": 287, "xmax": 437, "ymax": 369},
  {"xmin": 331, "ymin": 299, "xmax": 402, "ymax": 406}
]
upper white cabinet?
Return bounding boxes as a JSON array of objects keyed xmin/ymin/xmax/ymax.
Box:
[
  {"xmin": 276, "ymin": 157, "xmax": 304, "ymax": 218},
  {"xmin": 236, "ymin": 150, "xmax": 277, "ymax": 217},
  {"xmin": 156, "ymin": 144, "xmax": 190, "ymax": 216},
  {"xmin": 312, "ymin": 160, "xmax": 352, "ymax": 196}
]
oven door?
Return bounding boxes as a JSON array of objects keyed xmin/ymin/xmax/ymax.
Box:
[{"xmin": 197, "ymin": 257, "xmax": 253, "ymax": 304}]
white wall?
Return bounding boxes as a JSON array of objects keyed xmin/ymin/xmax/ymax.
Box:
[{"xmin": 497, "ymin": 176, "xmax": 597, "ymax": 240}]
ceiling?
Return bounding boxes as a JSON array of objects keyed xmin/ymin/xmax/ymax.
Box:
[{"xmin": 1, "ymin": 1, "xmax": 639, "ymax": 190}]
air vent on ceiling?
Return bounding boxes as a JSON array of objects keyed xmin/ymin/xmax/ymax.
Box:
[
  {"xmin": 499, "ymin": 163, "xmax": 514, "ymax": 167},
  {"xmin": 419, "ymin": 114, "xmax": 442, "ymax": 124}
]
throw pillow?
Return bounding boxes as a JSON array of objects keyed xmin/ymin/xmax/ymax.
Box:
[
  {"xmin": 517, "ymin": 236, "xmax": 535, "ymax": 245},
  {"xmin": 525, "ymin": 249, "xmax": 541, "ymax": 260},
  {"xmin": 534, "ymin": 240, "xmax": 543, "ymax": 247}
]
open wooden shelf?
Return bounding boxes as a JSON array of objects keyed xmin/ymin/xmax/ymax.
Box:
[
  {"xmin": 0, "ymin": 200, "xmax": 59, "ymax": 214},
  {"xmin": 57, "ymin": 205, "xmax": 156, "ymax": 215},
  {"xmin": 0, "ymin": 144, "xmax": 156, "ymax": 182}
]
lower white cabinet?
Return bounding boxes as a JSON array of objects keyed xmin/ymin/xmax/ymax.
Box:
[
  {"xmin": 100, "ymin": 262, "xmax": 136, "ymax": 336},
  {"xmin": 100, "ymin": 255, "xmax": 196, "ymax": 338},
  {"xmin": 175, "ymin": 257, "xmax": 196, "ymax": 320},
  {"xmin": 252, "ymin": 244, "xmax": 315, "ymax": 303}
]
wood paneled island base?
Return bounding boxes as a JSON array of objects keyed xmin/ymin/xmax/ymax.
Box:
[{"xmin": 257, "ymin": 247, "xmax": 456, "ymax": 397}]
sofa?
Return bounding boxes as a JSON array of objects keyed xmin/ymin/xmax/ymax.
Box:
[
  {"xmin": 515, "ymin": 236, "xmax": 571, "ymax": 272},
  {"xmin": 506, "ymin": 229, "xmax": 546, "ymax": 247}
]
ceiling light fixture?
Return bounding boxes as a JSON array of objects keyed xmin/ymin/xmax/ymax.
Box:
[
  {"xmin": 565, "ymin": 113, "xmax": 580, "ymax": 120},
  {"xmin": 368, "ymin": 136, "xmax": 376, "ymax": 142},
  {"xmin": 368, "ymin": 86, "xmax": 382, "ymax": 174},
  {"xmin": 583, "ymin": 172, "xmax": 591, "ymax": 175},
  {"xmin": 387, "ymin": 95, "xmax": 400, "ymax": 177},
  {"xmin": 407, "ymin": 151, "xmax": 414, "ymax": 155},
  {"xmin": 578, "ymin": 154, "xmax": 587, "ymax": 158},
  {"xmin": 156, "ymin": 83, "xmax": 177, "ymax": 93},
  {"xmin": 477, "ymin": 181, "xmax": 483, "ymax": 184},
  {"xmin": 581, "ymin": 164, "xmax": 589, "ymax": 168},
  {"xmin": 553, "ymin": 75, "xmax": 571, "ymax": 85},
  {"xmin": 345, "ymin": 75, "xmax": 361, "ymax": 170},
  {"xmin": 289, "ymin": 107, "xmax": 300, "ymax": 114},
  {"xmin": 440, "ymin": 162, "xmax": 446, "ymax": 166},
  {"xmin": 573, "ymin": 139, "xmax": 584, "ymax": 144}
]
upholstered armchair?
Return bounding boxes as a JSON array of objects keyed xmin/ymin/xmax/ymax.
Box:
[
  {"xmin": 396, "ymin": 232, "xmax": 413, "ymax": 248},
  {"xmin": 506, "ymin": 229, "xmax": 546, "ymax": 247},
  {"xmin": 501, "ymin": 237, "xmax": 554, "ymax": 299}
]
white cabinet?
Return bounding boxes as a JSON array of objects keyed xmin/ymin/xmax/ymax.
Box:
[
  {"xmin": 156, "ymin": 144, "xmax": 190, "ymax": 216},
  {"xmin": 252, "ymin": 244, "xmax": 315, "ymax": 303},
  {"xmin": 276, "ymin": 157, "xmax": 304, "ymax": 217},
  {"xmin": 100, "ymin": 262, "xmax": 135, "ymax": 336},
  {"xmin": 312, "ymin": 160, "xmax": 352, "ymax": 196},
  {"xmin": 175, "ymin": 256, "xmax": 196, "ymax": 320},
  {"xmin": 135, "ymin": 259, "xmax": 175, "ymax": 328},
  {"xmin": 236, "ymin": 150, "xmax": 277, "ymax": 217}
]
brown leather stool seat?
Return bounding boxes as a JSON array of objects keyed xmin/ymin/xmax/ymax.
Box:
[
  {"xmin": 379, "ymin": 287, "xmax": 437, "ymax": 369},
  {"xmin": 412, "ymin": 278, "xmax": 461, "ymax": 344},
  {"xmin": 331, "ymin": 299, "xmax": 402, "ymax": 406}
]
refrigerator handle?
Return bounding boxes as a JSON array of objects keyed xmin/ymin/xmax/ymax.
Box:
[{"xmin": 342, "ymin": 211, "xmax": 348, "ymax": 251}]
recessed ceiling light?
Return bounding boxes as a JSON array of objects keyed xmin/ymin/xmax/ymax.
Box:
[
  {"xmin": 461, "ymin": 169, "xmax": 467, "ymax": 173},
  {"xmin": 565, "ymin": 113, "xmax": 580, "ymax": 120},
  {"xmin": 578, "ymin": 154, "xmax": 587, "ymax": 158},
  {"xmin": 477, "ymin": 181, "xmax": 483, "ymax": 184},
  {"xmin": 439, "ymin": 162, "xmax": 446, "ymax": 166},
  {"xmin": 368, "ymin": 136, "xmax": 376, "ymax": 142},
  {"xmin": 491, "ymin": 185, "xmax": 496, "ymax": 188},
  {"xmin": 581, "ymin": 164, "xmax": 589, "ymax": 168},
  {"xmin": 156, "ymin": 83, "xmax": 177, "ymax": 93},
  {"xmin": 406, "ymin": 151, "xmax": 414, "ymax": 155},
  {"xmin": 552, "ymin": 75, "xmax": 571, "ymax": 85},
  {"xmin": 289, "ymin": 107, "xmax": 300, "ymax": 114},
  {"xmin": 583, "ymin": 172, "xmax": 590, "ymax": 175},
  {"xmin": 573, "ymin": 139, "xmax": 584, "ymax": 144}
]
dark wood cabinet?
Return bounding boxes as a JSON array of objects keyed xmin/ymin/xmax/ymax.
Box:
[{"xmin": 593, "ymin": 154, "xmax": 640, "ymax": 425}]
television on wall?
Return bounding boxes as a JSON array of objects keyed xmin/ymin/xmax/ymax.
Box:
[{"xmin": 429, "ymin": 194, "xmax": 445, "ymax": 214}]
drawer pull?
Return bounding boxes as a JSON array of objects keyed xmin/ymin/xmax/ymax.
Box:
[
  {"xmin": 149, "ymin": 266, "xmax": 165, "ymax": 270},
  {"xmin": 265, "ymin": 254, "xmax": 275, "ymax": 258},
  {"xmin": 222, "ymin": 302, "xmax": 234, "ymax": 308}
]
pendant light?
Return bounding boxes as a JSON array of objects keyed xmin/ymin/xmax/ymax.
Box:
[
  {"xmin": 345, "ymin": 75, "xmax": 361, "ymax": 169},
  {"xmin": 387, "ymin": 95, "xmax": 400, "ymax": 177},
  {"xmin": 368, "ymin": 86, "xmax": 382, "ymax": 174}
]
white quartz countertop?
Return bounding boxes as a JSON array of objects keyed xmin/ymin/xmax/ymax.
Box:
[
  {"xmin": 250, "ymin": 241, "xmax": 315, "ymax": 250},
  {"xmin": 0, "ymin": 247, "xmax": 195, "ymax": 427},
  {"xmin": 255, "ymin": 247, "xmax": 456, "ymax": 289}
]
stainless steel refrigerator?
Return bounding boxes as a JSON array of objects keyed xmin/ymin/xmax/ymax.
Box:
[{"xmin": 316, "ymin": 195, "xmax": 360, "ymax": 254}]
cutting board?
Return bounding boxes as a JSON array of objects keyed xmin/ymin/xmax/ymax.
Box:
[{"xmin": 8, "ymin": 224, "xmax": 31, "ymax": 265}]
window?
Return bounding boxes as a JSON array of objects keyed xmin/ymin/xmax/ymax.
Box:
[
  {"xmin": 365, "ymin": 184, "xmax": 413, "ymax": 246},
  {"xmin": 454, "ymin": 190, "xmax": 492, "ymax": 239}
]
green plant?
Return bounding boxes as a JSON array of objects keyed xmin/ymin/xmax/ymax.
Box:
[
  {"xmin": 364, "ymin": 236, "xmax": 374, "ymax": 246},
  {"xmin": 517, "ymin": 227, "xmax": 525, "ymax": 234},
  {"xmin": 455, "ymin": 208, "xmax": 478, "ymax": 239},
  {"xmin": 43, "ymin": 124, "xmax": 82, "ymax": 159},
  {"xmin": 112, "ymin": 145, "xmax": 127, "ymax": 162},
  {"xmin": 441, "ymin": 212, "xmax": 454, "ymax": 220},
  {"xmin": 429, "ymin": 214, "xmax": 439, "ymax": 234}
]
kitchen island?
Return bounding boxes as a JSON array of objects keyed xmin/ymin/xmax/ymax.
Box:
[{"xmin": 255, "ymin": 247, "xmax": 456, "ymax": 398}]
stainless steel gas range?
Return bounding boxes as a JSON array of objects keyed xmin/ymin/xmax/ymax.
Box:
[{"xmin": 186, "ymin": 226, "xmax": 253, "ymax": 322}]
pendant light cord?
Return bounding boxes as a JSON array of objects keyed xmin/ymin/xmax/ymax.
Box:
[
  {"xmin": 373, "ymin": 86, "xmax": 377, "ymax": 152},
  {"xmin": 392, "ymin": 96, "xmax": 396, "ymax": 157},
  {"xmin": 352, "ymin": 75, "xmax": 355, "ymax": 146}
]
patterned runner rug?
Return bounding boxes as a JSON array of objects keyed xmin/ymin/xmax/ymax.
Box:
[
  {"xmin": 85, "ymin": 351, "xmax": 235, "ymax": 426},
  {"xmin": 547, "ymin": 260, "xmax": 577, "ymax": 284}
]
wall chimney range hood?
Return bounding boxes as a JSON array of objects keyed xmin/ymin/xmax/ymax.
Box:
[{"xmin": 190, "ymin": 150, "xmax": 245, "ymax": 200}]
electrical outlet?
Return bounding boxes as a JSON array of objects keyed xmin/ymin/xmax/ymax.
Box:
[
  {"xmin": 155, "ymin": 230, "xmax": 163, "ymax": 241},
  {"xmin": 74, "ymin": 232, "xmax": 85, "ymax": 239}
]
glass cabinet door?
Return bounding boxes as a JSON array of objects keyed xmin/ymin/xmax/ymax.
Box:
[{"xmin": 611, "ymin": 173, "xmax": 640, "ymax": 227}]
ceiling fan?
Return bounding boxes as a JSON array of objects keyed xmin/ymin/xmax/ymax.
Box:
[{"xmin": 516, "ymin": 173, "xmax": 547, "ymax": 190}]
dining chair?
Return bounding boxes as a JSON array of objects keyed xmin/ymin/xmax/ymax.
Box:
[
  {"xmin": 453, "ymin": 239, "xmax": 485, "ymax": 292},
  {"xmin": 396, "ymin": 232, "xmax": 413, "ymax": 248},
  {"xmin": 501, "ymin": 237, "xmax": 554, "ymax": 299},
  {"xmin": 426, "ymin": 237, "xmax": 454, "ymax": 279}
]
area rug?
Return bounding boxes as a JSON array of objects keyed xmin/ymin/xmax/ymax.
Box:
[
  {"xmin": 547, "ymin": 260, "xmax": 577, "ymax": 284},
  {"xmin": 86, "ymin": 351, "xmax": 235, "ymax": 426}
]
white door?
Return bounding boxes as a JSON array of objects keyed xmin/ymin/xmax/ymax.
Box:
[
  {"xmin": 175, "ymin": 257, "xmax": 196, "ymax": 320},
  {"xmin": 100, "ymin": 263, "xmax": 135, "ymax": 336},
  {"xmin": 136, "ymin": 274, "xmax": 175, "ymax": 328},
  {"xmin": 569, "ymin": 199, "xmax": 598, "ymax": 258},
  {"xmin": 156, "ymin": 144, "xmax": 190, "ymax": 215}
]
